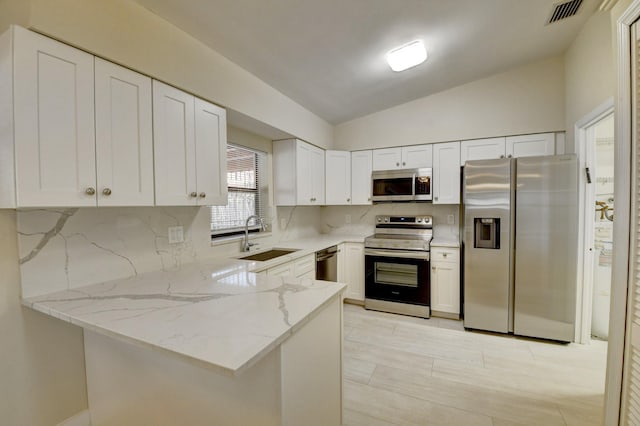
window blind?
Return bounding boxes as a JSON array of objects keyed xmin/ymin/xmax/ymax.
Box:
[{"xmin": 211, "ymin": 144, "xmax": 268, "ymax": 235}]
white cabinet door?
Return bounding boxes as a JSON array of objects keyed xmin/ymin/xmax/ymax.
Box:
[
  {"xmin": 295, "ymin": 141, "xmax": 314, "ymax": 205},
  {"xmin": 325, "ymin": 150, "xmax": 351, "ymax": 205},
  {"xmin": 194, "ymin": 98, "xmax": 227, "ymax": 206},
  {"xmin": 267, "ymin": 262, "xmax": 295, "ymax": 278},
  {"xmin": 153, "ymin": 80, "xmax": 197, "ymax": 206},
  {"xmin": 505, "ymin": 133, "xmax": 554, "ymax": 158},
  {"xmin": 372, "ymin": 147, "xmax": 401, "ymax": 170},
  {"xmin": 95, "ymin": 58, "xmax": 154, "ymax": 206},
  {"xmin": 402, "ymin": 144, "xmax": 433, "ymax": 169},
  {"xmin": 310, "ymin": 145, "xmax": 326, "ymax": 205},
  {"xmin": 433, "ymin": 142, "xmax": 461, "ymax": 204},
  {"xmin": 351, "ymin": 150, "xmax": 372, "ymax": 205},
  {"xmin": 460, "ymin": 137, "xmax": 506, "ymax": 166},
  {"xmin": 13, "ymin": 26, "xmax": 96, "ymax": 207},
  {"xmin": 344, "ymin": 243, "xmax": 365, "ymax": 301},
  {"xmin": 430, "ymin": 247, "xmax": 460, "ymax": 316},
  {"xmin": 337, "ymin": 243, "xmax": 346, "ymax": 285}
]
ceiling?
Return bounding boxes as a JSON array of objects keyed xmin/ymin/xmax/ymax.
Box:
[{"xmin": 134, "ymin": 0, "xmax": 600, "ymax": 125}]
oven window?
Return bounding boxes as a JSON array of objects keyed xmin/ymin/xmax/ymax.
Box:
[
  {"xmin": 374, "ymin": 262, "xmax": 418, "ymax": 287},
  {"xmin": 373, "ymin": 177, "xmax": 413, "ymax": 196}
]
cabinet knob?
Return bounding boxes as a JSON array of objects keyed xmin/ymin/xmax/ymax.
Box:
[
  {"xmin": 85, "ymin": 187, "xmax": 96, "ymax": 196},
  {"xmin": 347, "ymin": 198, "xmax": 350, "ymax": 202},
  {"xmin": 432, "ymin": 266, "xmax": 436, "ymax": 271},
  {"xmin": 368, "ymin": 197, "xmax": 371, "ymax": 201},
  {"xmin": 508, "ymin": 154, "xmax": 513, "ymax": 158},
  {"xmin": 500, "ymin": 155, "xmax": 505, "ymax": 159},
  {"xmin": 190, "ymin": 192, "xmax": 198, "ymax": 198},
  {"xmin": 434, "ymin": 196, "xmax": 438, "ymax": 201},
  {"xmin": 199, "ymin": 192, "xmax": 206, "ymax": 198},
  {"xmin": 102, "ymin": 188, "xmax": 112, "ymax": 196},
  {"xmin": 402, "ymin": 162, "xmax": 406, "ymax": 166},
  {"xmin": 443, "ymin": 253, "xmax": 448, "ymax": 258},
  {"xmin": 396, "ymin": 162, "xmax": 400, "ymax": 167}
]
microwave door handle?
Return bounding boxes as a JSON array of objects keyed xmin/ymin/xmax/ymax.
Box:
[{"xmin": 412, "ymin": 173, "xmax": 416, "ymax": 199}]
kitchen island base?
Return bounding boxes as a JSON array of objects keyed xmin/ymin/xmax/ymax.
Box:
[{"xmin": 84, "ymin": 297, "xmax": 342, "ymax": 426}]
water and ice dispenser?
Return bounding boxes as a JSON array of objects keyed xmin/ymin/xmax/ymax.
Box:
[{"xmin": 474, "ymin": 218, "xmax": 500, "ymax": 249}]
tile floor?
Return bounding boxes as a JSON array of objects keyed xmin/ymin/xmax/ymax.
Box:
[{"xmin": 342, "ymin": 303, "xmax": 608, "ymax": 426}]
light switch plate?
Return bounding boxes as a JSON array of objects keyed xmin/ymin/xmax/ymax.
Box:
[{"xmin": 168, "ymin": 226, "xmax": 184, "ymax": 244}]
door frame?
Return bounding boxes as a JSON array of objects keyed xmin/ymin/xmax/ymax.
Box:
[
  {"xmin": 605, "ymin": 2, "xmax": 638, "ymax": 424},
  {"xmin": 574, "ymin": 99, "xmax": 614, "ymax": 345}
]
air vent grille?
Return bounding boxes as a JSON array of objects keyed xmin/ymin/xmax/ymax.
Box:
[{"xmin": 547, "ymin": 0, "xmax": 583, "ymax": 25}]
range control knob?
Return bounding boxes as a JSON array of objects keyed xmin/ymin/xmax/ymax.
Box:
[
  {"xmin": 417, "ymin": 218, "xmax": 423, "ymax": 223},
  {"xmin": 384, "ymin": 217, "xmax": 389, "ymax": 223},
  {"xmin": 377, "ymin": 217, "xmax": 382, "ymax": 223}
]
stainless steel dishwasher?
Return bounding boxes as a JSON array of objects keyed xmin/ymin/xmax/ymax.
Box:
[{"xmin": 315, "ymin": 246, "xmax": 338, "ymax": 281}]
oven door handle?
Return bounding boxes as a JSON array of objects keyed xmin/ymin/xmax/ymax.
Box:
[{"xmin": 364, "ymin": 248, "xmax": 430, "ymax": 261}]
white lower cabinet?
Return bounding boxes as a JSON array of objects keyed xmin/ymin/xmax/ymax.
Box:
[
  {"xmin": 338, "ymin": 243, "xmax": 365, "ymax": 302},
  {"xmin": 430, "ymin": 246, "xmax": 460, "ymax": 318},
  {"xmin": 266, "ymin": 254, "xmax": 316, "ymax": 279}
]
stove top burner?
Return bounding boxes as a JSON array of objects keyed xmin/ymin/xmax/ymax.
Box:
[{"xmin": 365, "ymin": 215, "xmax": 433, "ymax": 251}]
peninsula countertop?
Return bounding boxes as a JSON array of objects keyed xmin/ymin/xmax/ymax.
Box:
[{"xmin": 23, "ymin": 253, "xmax": 346, "ymax": 376}]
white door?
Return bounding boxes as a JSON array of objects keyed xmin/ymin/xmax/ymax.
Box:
[
  {"xmin": 402, "ymin": 144, "xmax": 433, "ymax": 169},
  {"xmin": 460, "ymin": 137, "xmax": 506, "ymax": 166},
  {"xmin": 194, "ymin": 98, "xmax": 227, "ymax": 206},
  {"xmin": 95, "ymin": 58, "xmax": 153, "ymax": 206},
  {"xmin": 345, "ymin": 243, "xmax": 365, "ymax": 301},
  {"xmin": 325, "ymin": 150, "xmax": 351, "ymax": 205},
  {"xmin": 351, "ymin": 150, "xmax": 372, "ymax": 205},
  {"xmin": 295, "ymin": 141, "xmax": 313, "ymax": 205},
  {"xmin": 153, "ymin": 80, "xmax": 197, "ymax": 206},
  {"xmin": 433, "ymin": 142, "xmax": 461, "ymax": 204},
  {"xmin": 13, "ymin": 26, "xmax": 96, "ymax": 207},
  {"xmin": 505, "ymin": 133, "xmax": 555, "ymax": 158},
  {"xmin": 310, "ymin": 145, "xmax": 326, "ymax": 205},
  {"xmin": 372, "ymin": 147, "xmax": 401, "ymax": 170}
]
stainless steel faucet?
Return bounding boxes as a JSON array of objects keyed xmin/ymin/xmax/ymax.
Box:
[{"xmin": 243, "ymin": 215, "xmax": 266, "ymax": 252}]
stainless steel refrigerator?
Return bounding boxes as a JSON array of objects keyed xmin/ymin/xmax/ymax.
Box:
[{"xmin": 463, "ymin": 155, "xmax": 578, "ymax": 342}]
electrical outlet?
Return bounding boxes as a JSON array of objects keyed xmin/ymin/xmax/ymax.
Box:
[
  {"xmin": 345, "ymin": 214, "xmax": 351, "ymax": 224},
  {"xmin": 280, "ymin": 218, "xmax": 287, "ymax": 229},
  {"xmin": 447, "ymin": 214, "xmax": 455, "ymax": 225},
  {"xmin": 168, "ymin": 226, "xmax": 184, "ymax": 244}
]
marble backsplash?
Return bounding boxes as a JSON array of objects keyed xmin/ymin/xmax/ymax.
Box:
[
  {"xmin": 17, "ymin": 202, "xmax": 458, "ymax": 298},
  {"xmin": 17, "ymin": 207, "xmax": 212, "ymax": 298}
]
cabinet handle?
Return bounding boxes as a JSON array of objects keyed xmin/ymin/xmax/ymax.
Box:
[
  {"xmin": 85, "ymin": 187, "xmax": 96, "ymax": 196},
  {"xmin": 190, "ymin": 192, "xmax": 198, "ymax": 198},
  {"xmin": 102, "ymin": 188, "xmax": 112, "ymax": 196},
  {"xmin": 199, "ymin": 192, "xmax": 206, "ymax": 198}
]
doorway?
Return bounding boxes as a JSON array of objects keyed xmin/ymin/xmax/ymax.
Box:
[{"xmin": 575, "ymin": 100, "xmax": 615, "ymax": 345}]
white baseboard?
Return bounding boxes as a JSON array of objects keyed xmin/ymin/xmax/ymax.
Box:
[{"xmin": 57, "ymin": 409, "xmax": 91, "ymax": 426}]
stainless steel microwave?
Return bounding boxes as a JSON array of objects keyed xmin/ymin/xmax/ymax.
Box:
[{"xmin": 371, "ymin": 168, "xmax": 432, "ymax": 202}]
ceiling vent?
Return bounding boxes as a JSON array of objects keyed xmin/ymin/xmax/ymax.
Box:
[{"xmin": 546, "ymin": 0, "xmax": 583, "ymax": 25}]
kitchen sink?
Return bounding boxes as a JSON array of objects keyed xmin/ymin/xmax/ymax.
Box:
[{"xmin": 238, "ymin": 249, "xmax": 299, "ymax": 261}]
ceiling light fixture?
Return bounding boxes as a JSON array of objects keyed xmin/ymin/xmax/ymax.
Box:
[{"xmin": 386, "ymin": 40, "xmax": 427, "ymax": 72}]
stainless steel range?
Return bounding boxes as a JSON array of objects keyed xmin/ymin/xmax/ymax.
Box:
[{"xmin": 364, "ymin": 215, "xmax": 433, "ymax": 318}]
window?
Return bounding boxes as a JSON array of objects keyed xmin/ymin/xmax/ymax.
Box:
[{"xmin": 211, "ymin": 144, "xmax": 268, "ymax": 237}]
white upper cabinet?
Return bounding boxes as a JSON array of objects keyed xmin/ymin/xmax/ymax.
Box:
[
  {"xmin": 153, "ymin": 81, "xmax": 227, "ymax": 206},
  {"xmin": 194, "ymin": 98, "xmax": 227, "ymax": 206},
  {"xmin": 505, "ymin": 133, "xmax": 555, "ymax": 158},
  {"xmin": 401, "ymin": 144, "xmax": 433, "ymax": 169},
  {"xmin": 274, "ymin": 139, "xmax": 325, "ymax": 206},
  {"xmin": 433, "ymin": 142, "xmax": 461, "ymax": 204},
  {"xmin": 95, "ymin": 58, "xmax": 154, "ymax": 206},
  {"xmin": 11, "ymin": 26, "xmax": 97, "ymax": 207},
  {"xmin": 460, "ymin": 137, "xmax": 506, "ymax": 166},
  {"xmin": 372, "ymin": 144, "xmax": 432, "ymax": 170},
  {"xmin": 325, "ymin": 150, "xmax": 351, "ymax": 205},
  {"xmin": 372, "ymin": 147, "xmax": 401, "ymax": 170},
  {"xmin": 351, "ymin": 150, "xmax": 372, "ymax": 205}
]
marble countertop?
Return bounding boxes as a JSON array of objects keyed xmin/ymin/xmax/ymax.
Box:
[
  {"xmin": 430, "ymin": 237, "xmax": 461, "ymax": 248},
  {"xmin": 23, "ymin": 235, "xmax": 363, "ymax": 376}
]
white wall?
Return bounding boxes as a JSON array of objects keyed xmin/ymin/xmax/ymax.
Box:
[
  {"xmin": 564, "ymin": 10, "xmax": 615, "ymax": 153},
  {"xmin": 334, "ymin": 55, "xmax": 565, "ymax": 151},
  {"xmin": 21, "ymin": 0, "xmax": 333, "ymax": 149}
]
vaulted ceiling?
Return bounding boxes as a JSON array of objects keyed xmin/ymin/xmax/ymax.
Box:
[{"xmin": 133, "ymin": 0, "xmax": 600, "ymax": 124}]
